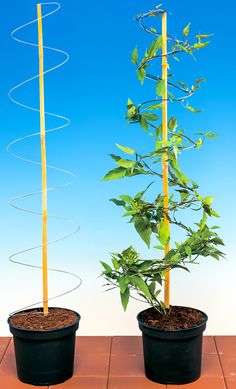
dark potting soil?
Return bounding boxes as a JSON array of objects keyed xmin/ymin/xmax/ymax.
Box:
[
  {"xmin": 9, "ymin": 308, "xmax": 78, "ymax": 331},
  {"xmin": 140, "ymin": 306, "xmax": 206, "ymax": 330}
]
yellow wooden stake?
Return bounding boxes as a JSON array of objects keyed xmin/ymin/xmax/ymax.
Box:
[
  {"xmin": 37, "ymin": 3, "xmax": 48, "ymax": 315},
  {"xmin": 161, "ymin": 12, "xmax": 170, "ymax": 309}
]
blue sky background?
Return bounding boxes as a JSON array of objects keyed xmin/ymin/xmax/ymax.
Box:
[{"xmin": 0, "ymin": 0, "xmax": 235, "ymax": 334}]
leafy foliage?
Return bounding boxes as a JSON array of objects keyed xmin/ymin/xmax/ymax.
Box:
[{"xmin": 100, "ymin": 7, "xmax": 224, "ymax": 315}]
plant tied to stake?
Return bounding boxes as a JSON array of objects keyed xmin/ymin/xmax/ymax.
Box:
[{"xmin": 101, "ymin": 5, "xmax": 224, "ymax": 315}]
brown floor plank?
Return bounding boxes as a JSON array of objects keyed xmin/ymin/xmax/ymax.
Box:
[
  {"xmin": 215, "ymin": 336, "xmax": 236, "ymax": 356},
  {"xmin": 73, "ymin": 336, "xmax": 111, "ymax": 377},
  {"xmin": 0, "ymin": 376, "xmax": 47, "ymax": 389},
  {"xmin": 203, "ymin": 336, "xmax": 217, "ymax": 354},
  {"xmin": 111, "ymin": 336, "xmax": 142, "ymax": 356},
  {"xmin": 0, "ymin": 337, "xmax": 11, "ymax": 364},
  {"xmin": 108, "ymin": 377, "xmax": 166, "ymax": 389},
  {"xmin": 0, "ymin": 339, "xmax": 17, "ymax": 376},
  {"xmin": 109, "ymin": 336, "xmax": 144, "ymax": 378},
  {"xmin": 0, "ymin": 336, "xmax": 232, "ymax": 389},
  {"xmin": 51, "ymin": 377, "xmax": 107, "ymax": 389},
  {"xmin": 225, "ymin": 377, "xmax": 236, "ymax": 389},
  {"xmin": 168, "ymin": 377, "xmax": 226, "ymax": 389},
  {"xmin": 217, "ymin": 355, "xmax": 236, "ymax": 379},
  {"xmin": 215, "ymin": 336, "xmax": 236, "ymax": 386},
  {"xmin": 201, "ymin": 353, "xmax": 225, "ymax": 377},
  {"xmin": 109, "ymin": 353, "xmax": 144, "ymax": 377}
]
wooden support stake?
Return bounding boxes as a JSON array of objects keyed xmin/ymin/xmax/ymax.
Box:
[
  {"xmin": 37, "ymin": 3, "xmax": 48, "ymax": 315},
  {"xmin": 161, "ymin": 12, "xmax": 170, "ymax": 308}
]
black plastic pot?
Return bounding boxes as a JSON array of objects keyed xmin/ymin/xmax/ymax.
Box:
[
  {"xmin": 8, "ymin": 307, "xmax": 80, "ymax": 386},
  {"xmin": 137, "ymin": 306, "xmax": 208, "ymax": 385}
]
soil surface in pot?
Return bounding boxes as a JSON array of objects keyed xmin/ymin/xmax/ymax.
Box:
[
  {"xmin": 9, "ymin": 308, "xmax": 77, "ymax": 331},
  {"xmin": 140, "ymin": 306, "xmax": 205, "ymax": 330}
]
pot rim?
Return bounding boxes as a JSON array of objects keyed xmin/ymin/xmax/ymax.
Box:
[
  {"xmin": 137, "ymin": 305, "xmax": 208, "ymax": 333},
  {"xmin": 8, "ymin": 306, "xmax": 81, "ymax": 334}
]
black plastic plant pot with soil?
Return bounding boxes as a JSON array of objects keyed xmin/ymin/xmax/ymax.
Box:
[
  {"xmin": 8, "ymin": 307, "xmax": 80, "ymax": 386},
  {"xmin": 137, "ymin": 306, "xmax": 208, "ymax": 385}
]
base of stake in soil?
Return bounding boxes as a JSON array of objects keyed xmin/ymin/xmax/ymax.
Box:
[
  {"xmin": 7, "ymin": 3, "xmax": 81, "ymax": 386},
  {"xmin": 101, "ymin": 6, "xmax": 224, "ymax": 386}
]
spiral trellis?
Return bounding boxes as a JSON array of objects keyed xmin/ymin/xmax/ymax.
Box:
[
  {"xmin": 101, "ymin": 6, "xmax": 224, "ymax": 312},
  {"xmin": 8, "ymin": 2, "xmax": 82, "ymax": 316}
]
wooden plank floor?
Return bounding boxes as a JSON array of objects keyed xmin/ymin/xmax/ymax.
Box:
[{"xmin": 0, "ymin": 336, "xmax": 235, "ymax": 388}]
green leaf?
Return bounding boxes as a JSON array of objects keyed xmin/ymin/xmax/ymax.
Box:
[
  {"xmin": 137, "ymin": 260, "xmax": 154, "ymax": 271},
  {"xmin": 159, "ymin": 221, "xmax": 170, "ymax": 246},
  {"xmin": 173, "ymin": 56, "xmax": 180, "ymax": 62},
  {"xmin": 127, "ymin": 98, "xmax": 134, "ymax": 107},
  {"xmin": 154, "ymin": 245, "xmax": 165, "ymax": 250},
  {"xmin": 134, "ymin": 217, "xmax": 152, "ymax": 247},
  {"xmin": 148, "ymin": 281, "xmax": 156, "ymax": 296},
  {"xmin": 142, "ymin": 112, "xmax": 159, "ymax": 121},
  {"xmin": 156, "ymin": 79, "xmax": 165, "ymax": 96},
  {"xmin": 136, "ymin": 68, "xmax": 146, "ymax": 84},
  {"xmin": 116, "ymin": 143, "xmax": 135, "ymax": 155},
  {"xmin": 191, "ymin": 84, "xmax": 200, "ymax": 91},
  {"xmin": 146, "ymin": 103, "xmax": 162, "ymax": 110},
  {"xmin": 119, "ymin": 276, "xmax": 127, "ymax": 293},
  {"xmin": 164, "ymin": 249, "xmax": 176, "ymax": 263},
  {"xmin": 187, "ymin": 105, "xmax": 202, "ymax": 113},
  {"xmin": 212, "ymin": 237, "xmax": 224, "ymax": 245},
  {"xmin": 120, "ymin": 288, "xmax": 130, "ymax": 311},
  {"xmin": 210, "ymin": 209, "xmax": 220, "ymax": 217},
  {"xmin": 185, "ymin": 245, "xmax": 192, "ymax": 258},
  {"xmin": 177, "ymin": 80, "xmax": 187, "ymax": 88},
  {"xmin": 134, "ymin": 181, "xmax": 154, "ymax": 200},
  {"xmin": 195, "ymin": 78, "xmax": 206, "ymax": 83},
  {"xmin": 131, "ymin": 275, "xmax": 152, "ymax": 299},
  {"xmin": 140, "ymin": 116, "xmax": 148, "ymax": 131},
  {"xmin": 110, "ymin": 198, "xmax": 126, "ymax": 206},
  {"xmin": 200, "ymin": 212, "xmax": 207, "ymax": 230},
  {"xmin": 205, "ymin": 132, "xmax": 217, "ymax": 139},
  {"xmin": 150, "ymin": 27, "xmax": 157, "ymax": 33},
  {"xmin": 146, "ymin": 36, "xmax": 162, "ymax": 57},
  {"xmin": 110, "ymin": 154, "xmax": 121, "ymax": 162},
  {"xmin": 103, "ymin": 167, "xmax": 127, "ymax": 181},
  {"xmin": 116, "ymin": 158, "xmax": 136, "ymax": 169},
  {"xmin": 194, "ymin": 41, "xmax": 210, "ymax": 49},
  {"xmin": 183, "ymin": 22, "xmax": 190, "ymax": 37},
  {"xmin": 112, "ymin": 258, "xmax": 120, "ymax": 270},
  {"xmin": 155, "ymin": 124, "xmax": 162, "ymax": 138},
  {"xmin": 121, "ymin": 246, "xmax": 138, "ymax": 263},
  {"xmin": 155, "ymin": 289, "xmax": 161, "ymax": 297},
  {"xmin": 203, "ymin": 196, "xmax": 214, "ymax": 205},
  {"xmin": 196, "ymin": 138, "xmax": 203, "ymax": 148},
  {"xmin": 196, "ymin": 34, "xmax": 213, "ymax": 39},
  {"xmin": 168, "ymin": 116, "xmax": 178, "ymax": 131},
  {"xmin": 170, "ymin": 253, "xmax": 180, "ymax": 264},
  {"xmin": 125, "ymin": 168, "xmax": 144, "ymax": 178},
  {"xmin": 120, "ymin": 195, "xmax": 133, "ymax": 204},
  {"xmin": 100, "ymin": 261, "xmax": 112, "ymax": 273},
  {"xmin": 131, "ymin": 47, "xmax": 138, "ymax": 65}
]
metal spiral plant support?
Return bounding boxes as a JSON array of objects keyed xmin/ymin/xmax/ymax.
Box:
[
  {"xmin": 136, "ymin": 8, "xmax": 196, "ymax": 107},
  {"xmin": 136, "ymin": 8, "xmax": 197, "ymax": 307},
  {"xmin": 100, "ymin": 5, "xmax": 224, "ymax": 316},
  {"xmin": 8, "ymin": 2, "xmax": 82, "ymax": 316},
  {"xmin": 124, "ymin": 7, "xmax": 212, "ymax": 307}
]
